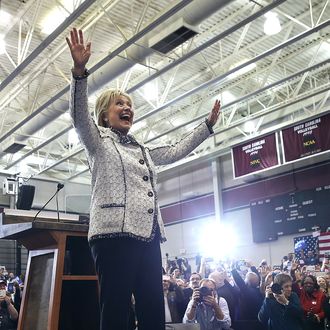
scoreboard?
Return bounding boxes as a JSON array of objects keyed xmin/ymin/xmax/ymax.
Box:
[{"xmin": 250, "ymin": 185, "xmax": 330, "ymax": 242}]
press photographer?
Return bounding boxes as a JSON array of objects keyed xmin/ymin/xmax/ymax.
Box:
[
  {"xmin": 258, "ymin": 273, "xmax": 303, "ymax": 330},
  {"xmin": 183, "ymin": 278, "xmax": 231, "ymax": 330}
]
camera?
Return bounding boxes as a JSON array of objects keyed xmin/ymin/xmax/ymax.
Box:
[
  {"xmin": 270, "ymin": 283, "xmax": 282, "ymax": 295},
  {"xmin": 198, "ymin": 286, "xmax": 213, "ymax": 302}
]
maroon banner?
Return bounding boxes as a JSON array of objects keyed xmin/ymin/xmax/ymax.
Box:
[
  {"xmin": 281, "ymin": 113, "xmax": 330, "ymax": 163},
  {"xmin": 232, "ymin": 133, "xmax": 279, "ymax": 178}
]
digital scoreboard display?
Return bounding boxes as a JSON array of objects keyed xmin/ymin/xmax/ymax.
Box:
[{"xmin": 250, "ymin": 185, "xmax": 330, "ymax": 242}]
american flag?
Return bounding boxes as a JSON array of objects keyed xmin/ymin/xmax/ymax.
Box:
[
  {"xmin": 294, "ymin": 233, "xmax": 330, "ymax": 261},
  {"xmin": 294, "ymin": 235, "xmax": 318, "ymax": 258},
  {"xmin": 319, "ymin": 232, "xmax": 330, "ymax": 260}
]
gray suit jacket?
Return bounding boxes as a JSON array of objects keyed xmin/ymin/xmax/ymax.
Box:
[{"xmin": 70, "ymin": 77, "xmax": 212, "ymax": 242}]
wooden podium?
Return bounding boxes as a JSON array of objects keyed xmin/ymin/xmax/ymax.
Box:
[{"xmin": 0, "ymin": 209, "xmax": 100, "ymax": 330}]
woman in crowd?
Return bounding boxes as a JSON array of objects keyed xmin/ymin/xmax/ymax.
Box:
[
  {"xmin": 317, "ymin": 276, "xmax": 330, "ymax": 296},
  {"xmin": 258, "ymin": 273, "xmax": 303, "ymax": 330},
  {"xmin": 296, "ymin": 275, "xmax": 326, "ymax": 330},
  {"xmin": 319, "ymin": 275, "xmax": 330, "ymax": 329},
  {"xmin": 66, "ymin": 28, "xmax": 220, "ymax": 330}
]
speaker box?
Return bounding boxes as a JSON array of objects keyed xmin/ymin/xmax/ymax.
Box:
[{"xmin": 16, "ymin": 185, "xmax": 35, "ymax": 210}]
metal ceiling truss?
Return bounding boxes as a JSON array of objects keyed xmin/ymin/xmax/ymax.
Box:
[
  {"xmin": 26, "ymin": 57, "xmax": 330, "ymax": 180},
  {"xmin": 0, "ymin": 0, "xmax": 194, "ymax": 144},
  {"xmin": 4, "ymin": 0, "xmax": 279, "ymax": 167},
  {"xmin": 7, "ymin": 21, "xmax": 330, "ymax": 177}
]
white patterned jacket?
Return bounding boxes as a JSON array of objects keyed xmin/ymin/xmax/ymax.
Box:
[{"xmin": 70, "ymin": 76, "xmax": 213, "ymax": 243}]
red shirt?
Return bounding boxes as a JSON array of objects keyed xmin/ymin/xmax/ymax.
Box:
[{"xmin": 299, "ymin": 288, "xmax": 325, "ymax": 320}]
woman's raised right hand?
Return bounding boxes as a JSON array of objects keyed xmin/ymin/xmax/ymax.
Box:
[{"xmin": 66, "ymin": 28, "xmax": 91, "ymax": 76}]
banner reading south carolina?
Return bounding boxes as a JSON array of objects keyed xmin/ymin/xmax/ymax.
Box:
[
  {"xmin": 232, "ymin": 133, "xmax": 279, "ymax": 178},
  {"xmin": 281, "ymin": 113, "xmax": 330, "ymax": 163}
]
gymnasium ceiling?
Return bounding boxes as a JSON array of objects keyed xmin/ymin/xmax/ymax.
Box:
[{"xmin": 0, "ymin": 0, "xmax": 329, "ymax": 185}]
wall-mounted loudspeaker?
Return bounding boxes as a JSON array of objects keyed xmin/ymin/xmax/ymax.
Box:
[{"xmin": 16, "ymin": 185, "xmax": 35, "ymax": 210}]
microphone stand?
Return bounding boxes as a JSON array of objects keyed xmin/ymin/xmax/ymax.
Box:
[{"xmin": 32, "ymin": 183, "xmax": 64, "ymax": 223}]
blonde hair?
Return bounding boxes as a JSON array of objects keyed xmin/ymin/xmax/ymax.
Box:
[
  {"xmin": 94, "ymin": 89, "xmax": 132, "ymax": 127},
  {"xmin": 199, "ymin": 278, "xmax": 216, "ymax": 289}
]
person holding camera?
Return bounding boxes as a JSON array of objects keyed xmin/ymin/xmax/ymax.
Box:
[
  {"xmin": 0, "ymin": 280, "xmax": 18, "ymax": 330},
  {"xmin": 258, "ymin": 273, "xmax": 303, "ymax": 330},
  {"xmin": 183, "ymin": 278, "xmax": 231, "ymax": 329}
]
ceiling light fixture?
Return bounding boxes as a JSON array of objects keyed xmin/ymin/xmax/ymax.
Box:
[
  {"xmin": 264, "ymin": 12, "xmax": 281, "ymax": 36},
  {"xmin": 143, "ymin": 81, "xmax": 158, "ymax": 101},
  {"xmin": 243, "ymin": 120, "xmax": 255, "ymax": 133}
]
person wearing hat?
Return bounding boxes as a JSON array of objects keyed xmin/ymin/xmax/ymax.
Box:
[{"xmin": 0, "ymin": 279, "xmax": 18, "ymax": 330}]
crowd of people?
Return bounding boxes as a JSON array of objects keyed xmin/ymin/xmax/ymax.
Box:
[
  {"xmin": 1, "ymin": 251, "xmax": 330, "ymax": 330},
  {"xmin": 157, "ymin": 251, "xmax": 330, "ymax": 330},
  {"xmin": 0, "ymin": 268, "xmax": 23, "ymax": 330}
]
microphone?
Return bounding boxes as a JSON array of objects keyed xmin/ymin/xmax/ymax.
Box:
[
  {"xmin": 57, "ymin": 183, "xmax": 64, "ymax": 191},
  {"xmin": 56, "ymin": 183, "xmax": 64, "ymax": 222},
  {"xmin": 33, "ymin": 183, "xmax": 64, "ymax": 223}
]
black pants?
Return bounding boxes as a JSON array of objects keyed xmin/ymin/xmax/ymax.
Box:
[{"xmin": 90, "ymin": 236, "xmax": 165, "ymax": 330}]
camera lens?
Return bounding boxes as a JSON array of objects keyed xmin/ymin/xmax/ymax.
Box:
[{"xmin": 271, "ymin": 283, "xmax": 282, "ymax": 295}]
